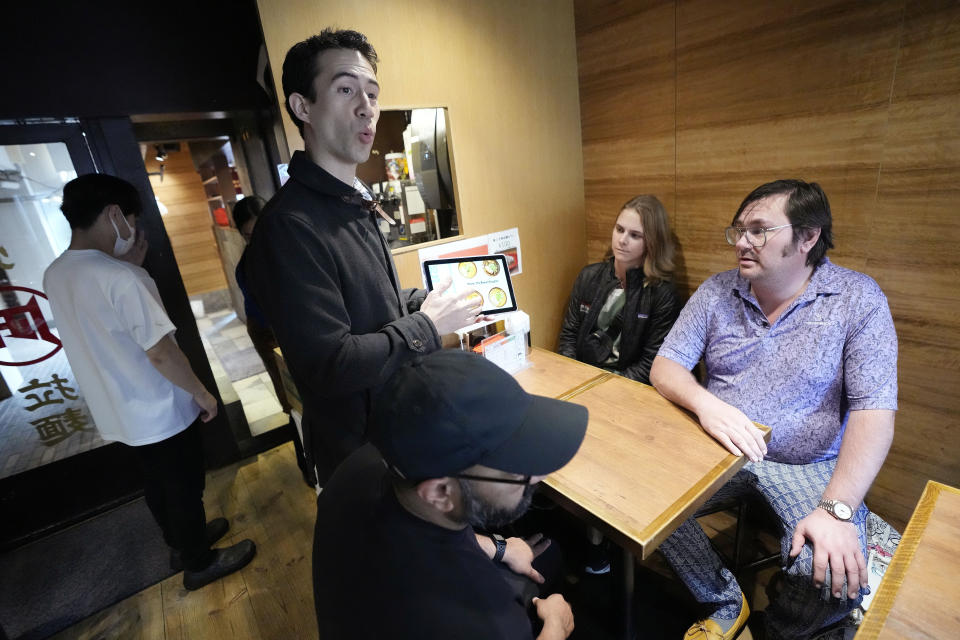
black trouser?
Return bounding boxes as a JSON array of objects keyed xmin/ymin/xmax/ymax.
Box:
[
  {"xmin": 495, "ymin": 539, "xmax": 564, "ymax": 637},
  {"xmin": 246, "ymin": 317, "xmax": 312, "ymax": 484},
  {"xmin": 132, "ymin": 418, "xmax": 213, "ymax": 571},
  {"xmin": 245, "ymin": 316, "xmax": 292, "ymax": 414}
]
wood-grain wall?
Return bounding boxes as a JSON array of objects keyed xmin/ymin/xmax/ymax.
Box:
[
  {"xmin": 145, "ymin": 145, "xmax": 228, "ymax": 296},
  {"xmin": 255, "ymin": 0, "xmax": 586, "ymax": 349},
  {"xmin": 576, "ymin": 0, "xmax": 960, "ymax": 529}
]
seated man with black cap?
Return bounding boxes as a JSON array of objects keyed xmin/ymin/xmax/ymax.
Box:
[{"xmin": 313, "ymin": 349, "xmax": 589, "ymax": 639}]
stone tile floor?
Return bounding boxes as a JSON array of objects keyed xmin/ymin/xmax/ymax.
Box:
[{"xmin": 194, "ymin": 305, "xmax": 286, "ymax": 437}]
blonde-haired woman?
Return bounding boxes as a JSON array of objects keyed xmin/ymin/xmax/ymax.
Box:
[{"xmin": 558, "ymin": 194, "xmax": 680, "ymax": 385}]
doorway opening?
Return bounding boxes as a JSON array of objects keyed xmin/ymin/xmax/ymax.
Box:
[{"xmin": 136, "ymin": 112, "xmax": 291, "ymax": 454}]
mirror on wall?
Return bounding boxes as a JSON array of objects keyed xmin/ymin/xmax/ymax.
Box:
[{"xmin": 357, "ymin": 107, "xmax": 459, "ymax": 250}]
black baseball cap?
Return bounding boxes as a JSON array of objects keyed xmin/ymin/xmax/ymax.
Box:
[{"xmin": 368, "ymin": 350, "xmax": 588, "ymax": 480}]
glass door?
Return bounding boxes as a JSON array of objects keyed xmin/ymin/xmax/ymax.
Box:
[
  {"xmin": 0, "ymin": 139, "xmax": 106, "ymax": 479},
  {"xmin": 0, "ymin": 122, "xmax": 146, "ymax": 548},
  {"xmin": 0, "ymin": 119, "xmax": 242, "ymax": 549}
]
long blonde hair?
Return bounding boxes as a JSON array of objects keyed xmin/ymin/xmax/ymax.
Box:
[{"xmin": 607, "ymin": 195, "xmax": 675, "ymax": 284}]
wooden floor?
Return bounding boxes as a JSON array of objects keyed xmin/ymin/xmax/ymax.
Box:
[
  {"xmin": 51, "ymin": 442, "xmax": 778, "ymax": 639},
  {"xmin": 51, "ymin": 442, "xmax": 319, "ymax": 640}
]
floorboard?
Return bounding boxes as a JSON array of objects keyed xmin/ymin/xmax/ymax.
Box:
[{"xmin": 52, "ymin": 443, "xmax": 315, "ymax": 640}]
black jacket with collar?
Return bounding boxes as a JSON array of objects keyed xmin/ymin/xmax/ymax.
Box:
[
  {"xmin": 244, "ymin": 151, "xmax": 440, "ymax": 483},
  {"xmin": 557, "ymin": 258, "xmax": 680, "ymax": 385}
]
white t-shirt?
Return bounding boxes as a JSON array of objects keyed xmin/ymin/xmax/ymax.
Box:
[{"xmin": 42, "ymin": 250, "xmax": 200, "ymax": 445}]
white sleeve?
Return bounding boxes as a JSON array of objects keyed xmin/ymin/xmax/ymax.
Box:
[{"xmin": 114, "ymin": 272, "xmax": 176, "ymax": 350}]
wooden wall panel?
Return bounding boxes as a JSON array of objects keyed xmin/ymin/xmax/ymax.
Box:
[
  {"xmin": 256, "ymin": 0, "xmax": 586, "ymax": 350},
  {"xmin": 674, "ymin": 0, "xmax": 902, "ymax": 293},
  {"xmin": 577, "ymin": 1, "xmax": 677, "ymax": 265},
  {"xmin": 675, "ymin": 1, "xmax": 903, "ymax": 128},
  {"xmin": 576, "ymin": 0, "xmax": 959, "ymax": 528},
  {"xmin": 146, "ymin": 145, "xmax": 228, "ymax": 296},
  {"xmin": 867, "ymin": 0, "xmax": 960, "ymax": 526}
]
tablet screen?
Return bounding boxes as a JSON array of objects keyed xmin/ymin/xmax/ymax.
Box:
[{"xmin": 423, "ymin": 255, "xmax": 518, "ymax": 314}]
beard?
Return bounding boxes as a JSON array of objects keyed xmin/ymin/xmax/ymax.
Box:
[{"xmin": 457, "ymin": 479, "xmax": 536, "ymax": 530}]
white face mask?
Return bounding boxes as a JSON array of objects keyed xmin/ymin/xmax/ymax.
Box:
[{"xmin": 109, "ymin": 212, "xmax": 136, "ymax": 257}]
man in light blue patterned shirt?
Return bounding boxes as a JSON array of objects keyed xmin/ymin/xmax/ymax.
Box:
[{"xmin": 650, "ymin": 180, "xmax": 897, "ymax": 640}]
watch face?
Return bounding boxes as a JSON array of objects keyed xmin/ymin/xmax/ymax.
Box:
[{"xmin": 834, "ymin": 502, "xmax": 853, "ymax": 520}]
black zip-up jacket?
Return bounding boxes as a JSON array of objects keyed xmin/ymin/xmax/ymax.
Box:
[
  {"xmin": 245, "ymin": 151, "xmax": 441, "ymax": 484},
  {"xmin": 557, "ymin": 258, "xmax": 680, "ymax": 384}
]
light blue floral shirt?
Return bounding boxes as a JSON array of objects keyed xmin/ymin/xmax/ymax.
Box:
[{"xmin": 658, "ymin": 258, "xmax": 898, "ymax": 464}]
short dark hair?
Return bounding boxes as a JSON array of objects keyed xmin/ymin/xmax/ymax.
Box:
[
  {"xmin": 60, "ymin": 173, "xmax": 142, "ymax": 230},
  {"xmin": 281, "ymin": 28, "xmax": 379, "ymax": 137},
  {"xmin": 732, "ymin": 179, "xmax": 834, "ymax": 266},
  {"xmin": 231, "ymin": 195, "xmax": 266, "ymax": 230}
]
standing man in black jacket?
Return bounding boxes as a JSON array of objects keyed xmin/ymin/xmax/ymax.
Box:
[{"xmin": 245, "ymin": 28, "xmax": 479, "ymax": 485}]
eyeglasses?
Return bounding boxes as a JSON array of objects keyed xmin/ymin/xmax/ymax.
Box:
[
  {"xmin": 455, "ymin": 472, "xmax": 532, "ymax": 486},
  {"xmin": 724, "ymin": 224, "xmax": 793, "ymax": 248}
]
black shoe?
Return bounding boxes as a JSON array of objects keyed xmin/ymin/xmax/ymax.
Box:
[
  {"xmin": 183, "ymin": 539, "xmax": 257, "ymax": 591},
  {"xmin": 169, "ymin": 518, "xmax": 231, "ymax": 571},
  {"xmin": 583, "ymin": 539, "xmax": 611, "ymax": 575},
  {"xmin": 584, "ymin": 549, "xmax": 611, "ymax": 575},
  {"xmin": 205, "ymin": 517, "xmax": 230, "ymax": 544}
]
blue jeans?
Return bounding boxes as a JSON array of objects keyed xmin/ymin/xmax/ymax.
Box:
[{"xmin": 657, "ymin": 458, "xmax": 867, "ymax": 639}]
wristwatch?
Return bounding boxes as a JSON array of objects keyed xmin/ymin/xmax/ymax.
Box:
[
  {"xmin": 488, "ymin": 533, "xmax": 507, "ymax": 563},
  {"xmin": 817, "ymin": 499, "xmax": 854, "ymax": 521}
]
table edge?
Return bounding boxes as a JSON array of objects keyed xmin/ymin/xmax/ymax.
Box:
[
  {"xmin": 637, "ymin": 454, "xmax": 754, "ymax": 558},
  {"xmin": 530, "ymin": 348, "xmax": 771, "ymax": 560},
  {"xmin": 855, "ymin": 480, "xmax": 960, "ymax": 639}
]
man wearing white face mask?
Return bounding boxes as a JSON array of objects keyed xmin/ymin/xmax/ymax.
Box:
[{"xmin": 43, "ymin": 174, "xmax": 256, "ymax": 591}]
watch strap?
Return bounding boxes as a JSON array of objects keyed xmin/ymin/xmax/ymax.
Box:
[
  {"xmin": 489, "ymin": 533, "xmax": 507, "ymax": 563},
  {"xmin": 817, "ymin": 499, "xmax": 852, "ymax": 521}
]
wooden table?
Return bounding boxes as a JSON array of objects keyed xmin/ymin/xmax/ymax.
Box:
[
  {"xmin": 514, "ymin": 348, "xmax": 771, "ymax": 638},
  {"xmin": 856, "ymin": 481, "xmax": 960, "ymax": 639},
  {"xmin": 513, "ymin": 347, "xmax": 613, "ymax": 400},
  {"xmin": 516, "ymin": 348, "xmax": 771, "ymax": 560}
]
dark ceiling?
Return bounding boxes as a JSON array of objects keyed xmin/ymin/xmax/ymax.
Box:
[{"xmin": 0, "ymin": 0, "xmax": 272, "ymax": 119}]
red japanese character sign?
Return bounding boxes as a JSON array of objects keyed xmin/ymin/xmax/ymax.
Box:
[{"xmin": 0, "ymin": 285, "xmax": 63, "ymax": 366}]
